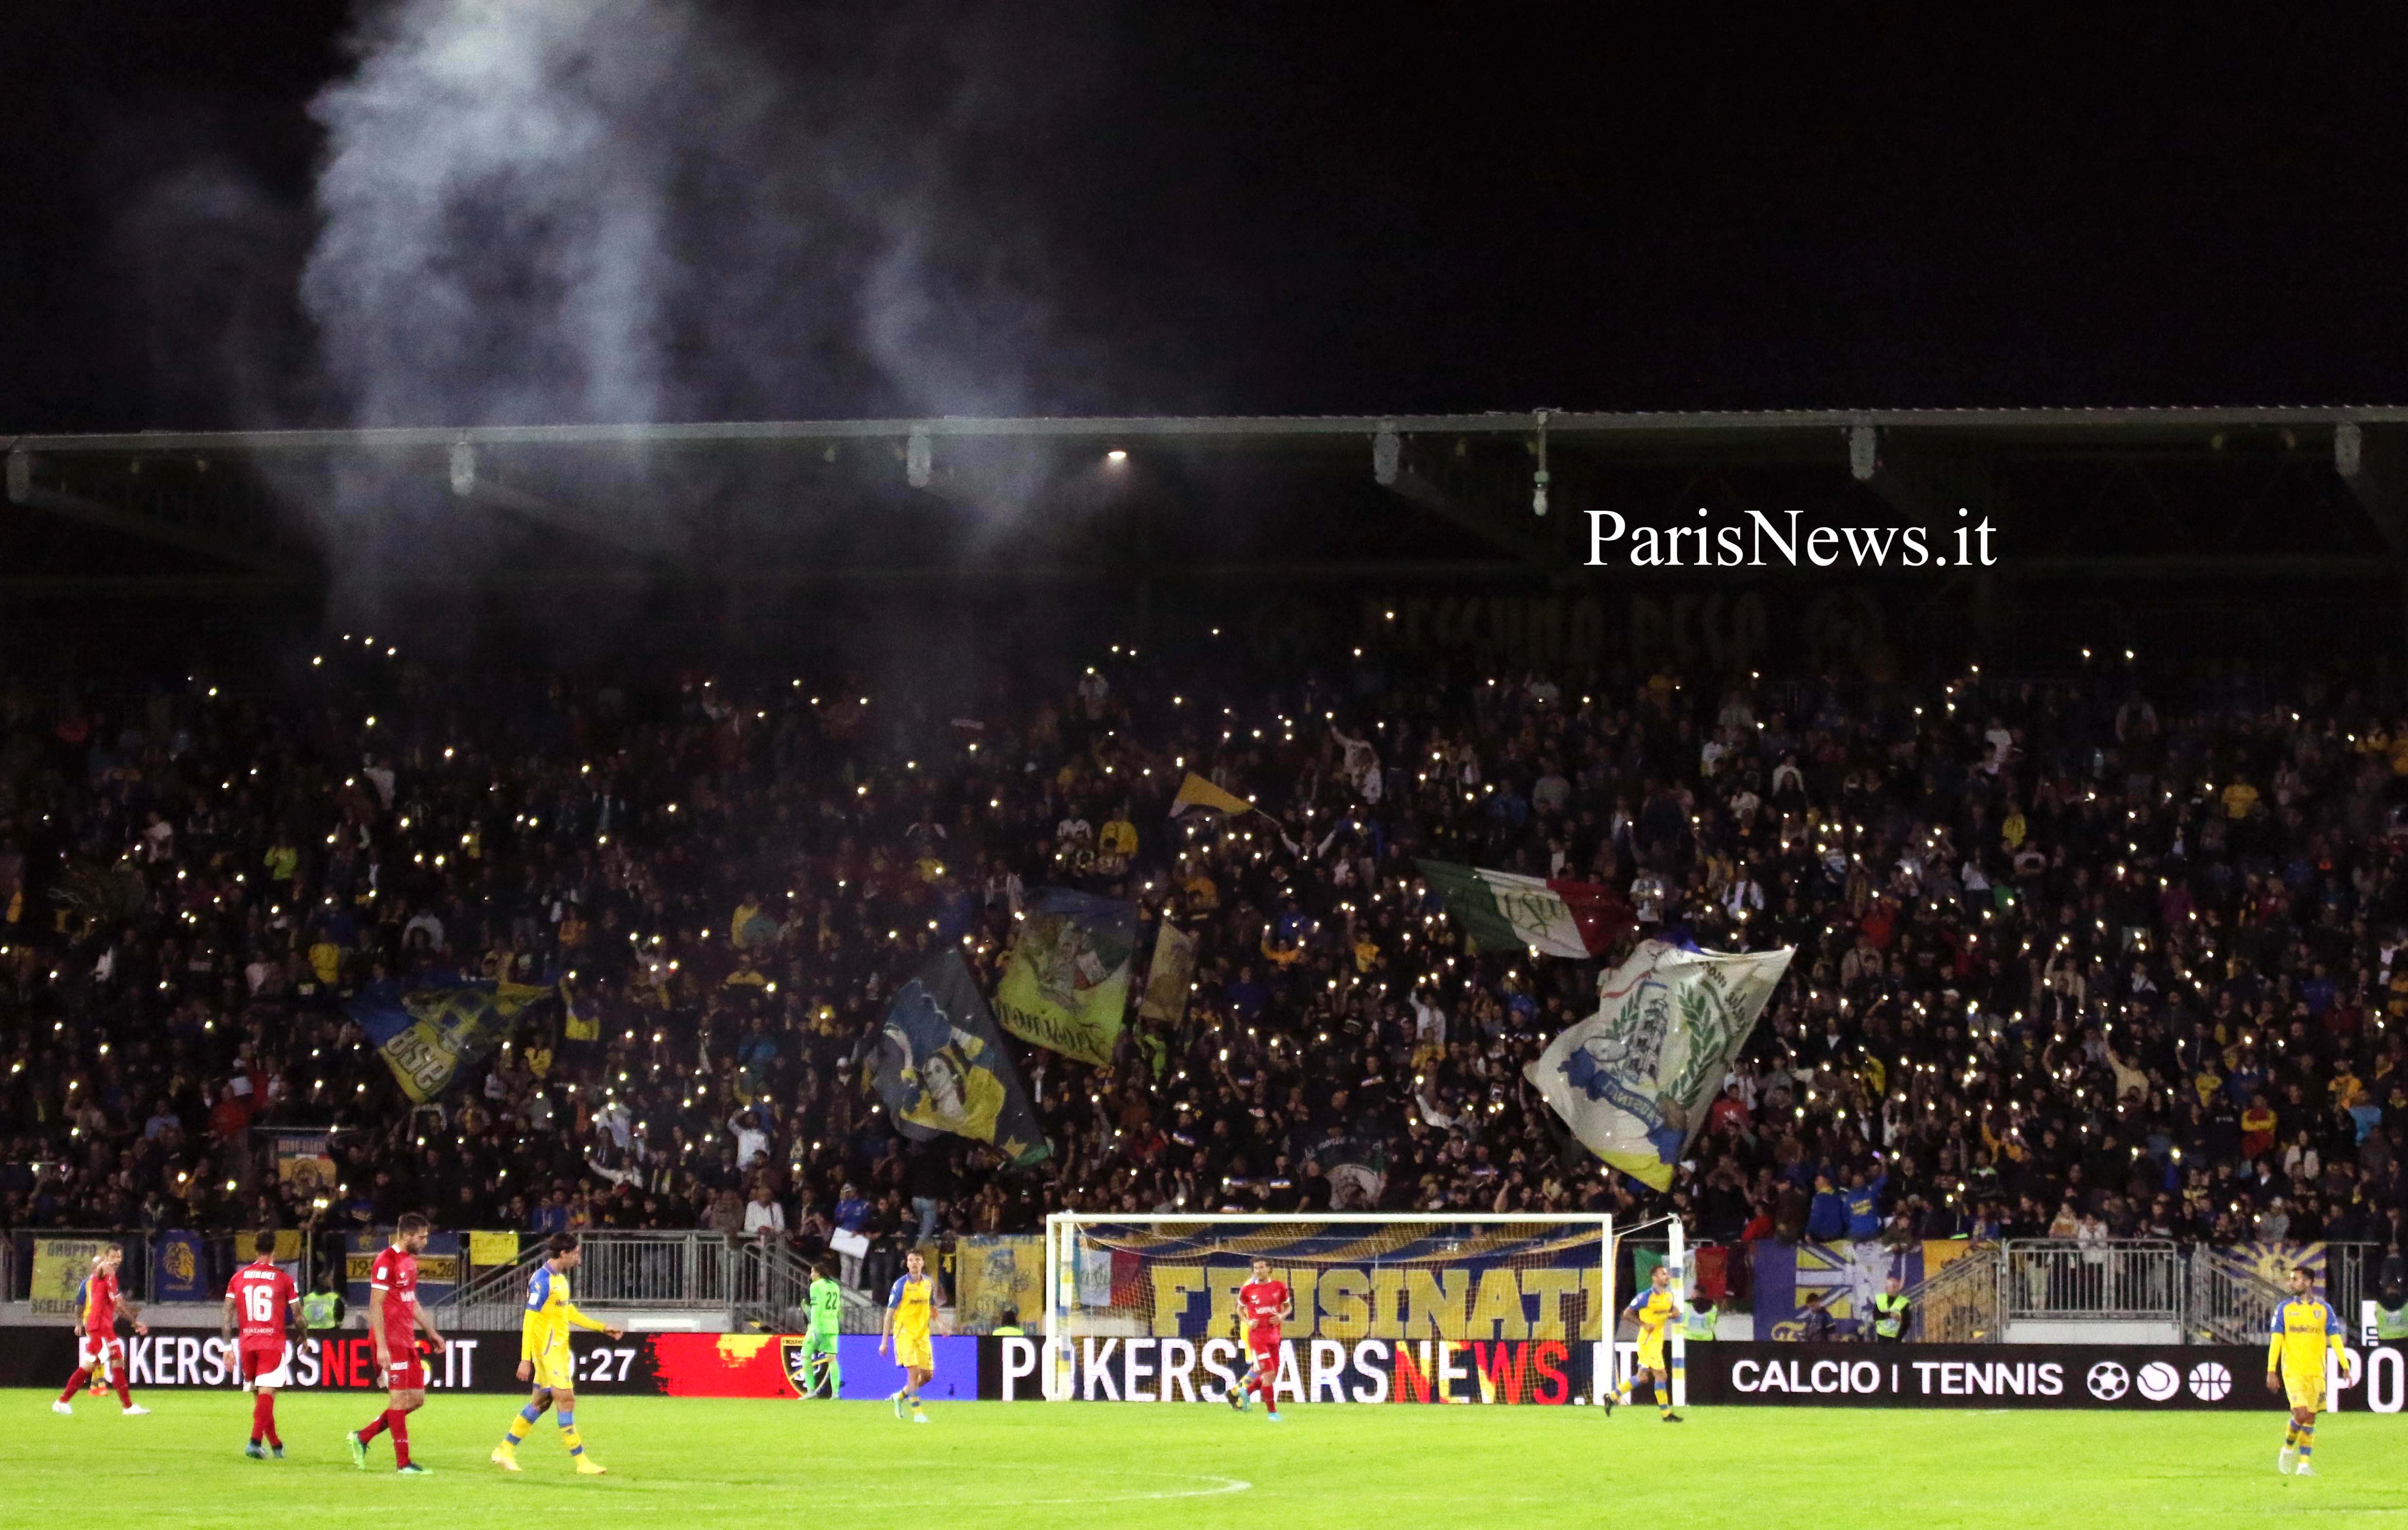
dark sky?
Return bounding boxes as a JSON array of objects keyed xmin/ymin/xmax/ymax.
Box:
[{"xmin": 6, "ymin": 2, "xmax": 2407, "ymax": 433}]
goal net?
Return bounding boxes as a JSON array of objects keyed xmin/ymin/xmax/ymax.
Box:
[{"xmin": 1041, "ymin": 1214, "xmax": 1625, "ymax": 1406}]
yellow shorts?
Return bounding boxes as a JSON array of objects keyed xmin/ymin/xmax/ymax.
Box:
[
  {"xmin": 2282, "ymin": 1370, "xmax": 2325, "ymax": 1412},
  {"xmin": 1636, "ymin": 1337, "xmax": 1667, "ymax": 1374},
  {"xmin": 895, "ymin": 1331, "xmax": 934, "ymax": 1372},
  {"xmin": 531, "ymin": 1338, "xmax": 575, "ymax": 1392}
]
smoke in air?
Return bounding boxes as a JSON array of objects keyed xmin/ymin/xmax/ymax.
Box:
[{"xmin": 288, "ymin": 0, "xmax": 1103, "ymax": 610}]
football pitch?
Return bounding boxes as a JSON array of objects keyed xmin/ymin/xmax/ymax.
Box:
[{"xmin": 2, "ymin": 1390, "xmax": 2398, "ymax": 1529}]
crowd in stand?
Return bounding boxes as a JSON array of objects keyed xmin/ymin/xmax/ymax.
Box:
[{"xmin": 3, "ymin": 630, "xmax": 2407, "ymax": 1309}]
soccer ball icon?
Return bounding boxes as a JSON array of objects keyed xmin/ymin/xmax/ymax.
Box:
[
  {"xmin": 2086, "ymin": 1362, "xmax": 2130, "ymax": 1401},
  {"xmin": 2187, "ymin": 1362, "xmax": 2233, "ymax": 1402},
  {"xmin": 2136, "ymin": 1362, "xmax": 2180, "ymax": 1402}
]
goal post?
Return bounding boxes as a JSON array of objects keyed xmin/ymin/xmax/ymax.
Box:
[
  {"xmin": 1042, "ymin": 1213, "xmax": 1617, "ymax": 1406},
  {"xmin": 1668, "ymin": 1212, "xmax": 1687, "ymax": 1409}
]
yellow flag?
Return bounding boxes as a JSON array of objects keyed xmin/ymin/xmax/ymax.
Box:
[{"xmin": 1169, "ymin": 772, "xmax": 1254, "ymax": 818}]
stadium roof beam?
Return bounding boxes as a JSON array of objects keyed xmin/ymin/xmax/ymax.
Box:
[
  {"xmin": 19, "ymin": 405, "xmax": 2408, "ymax": 459},
  {"xmin": 1371, "ymin": 422, "xmax": 1555, "ymax": 569},
  {"xmin": 2335, "ymin": 422, "xmax": 2408, "ymax": 649},
  {"xmin": 2336, "ymin": 422, "xmax": 2408, "ymax": 550},
  {"xmin": 1847, "ymin": 422, "xmax": 2014, "ymax": 525},
  {"xmin": 5, "ymin": 447, "xmax": 298, "ymax": 574},
  {"xmin": 447, "ymin": 441, "xmax": 661, "ymax": 557}
]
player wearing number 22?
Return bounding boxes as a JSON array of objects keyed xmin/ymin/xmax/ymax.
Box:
[
  {"xmin": 222, "ymin": 1231, "xmax": 301, "ymax": 1459},
  {"xmin": 2268, "ymin": 1264, "xmax": 2348, "ymax": 1477},
  {"xmin": 1228, "ymin": 1257, "xmax": 1292, "ymax": 1422},
  {"xmin": 494, "ymin": 1232, "xmax": 626, "ymax": 1475}
]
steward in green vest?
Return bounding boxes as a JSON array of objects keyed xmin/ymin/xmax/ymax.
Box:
[
  {"xmin": 301, "ymin": 1282, "xmax": 343, "ymax": 1332},
  {"xmin": 1681, "ymin": 1299, "xmax": 1716, "ymax": 1342},
  {"xmin": 1871, "ymin": 1275, "xmax": 1912, "ymax": 1342},
  {"xmin": 2375, "ymin": 1299, "xmax": 2408, "ymax": 1342}
]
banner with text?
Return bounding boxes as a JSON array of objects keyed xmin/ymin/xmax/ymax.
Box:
[
  {"xmin": 993, "ymin": 888, "xmax": 1135, "ymax": 1067},
  {"xmin": 1751, "ymin": 1240, "xmax": 1973, "ymax": 1339}
]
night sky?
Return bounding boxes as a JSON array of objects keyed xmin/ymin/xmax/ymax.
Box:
[{"xmin": 6, "ymin": 3, "xmax": 2408, "ymax": 434}]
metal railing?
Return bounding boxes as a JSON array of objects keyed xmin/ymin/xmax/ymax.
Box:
[
  {"xmin": 1904, "ymin": 1241, "xmax": 2001, "ymax": 1342},
  {"xmin": 2002, "ymin": 1239, "xmax": 2184, "ymax": 1323},
  {"xmin": 733, "ymin": 1242, "xmax": 810, "ymax": 1332},
  {"xmin": 2188, "ymin": 1244, "xmax": 2378, "ymax": 1344},
  {"xmin": 442, "ymin": 1239, "xmax": 553, "ymax": 1330},
  {"xmin": 441, "ymin": 1231, "xmax": 806, "ymax": 1329},
  {"xmin": 2189, "ymin": 1252, "xmax": 2288, "ymax": 1345}
]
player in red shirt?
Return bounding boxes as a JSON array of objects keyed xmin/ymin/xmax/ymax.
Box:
[
  {"xmin": 1228, "ymin": 1256, "xmax": 1292, "ymax": 1422},
  {"xmin": 347, "ymin": 1214, "xmax": 448, "ymax": 1475},
  {"xmin": 222, "ymin": 1230, "xmax": 302, "ymax": 1459},
  {"xmin": 53, "ymin": 1244, "xmax": 150, "ymax": 1417}
]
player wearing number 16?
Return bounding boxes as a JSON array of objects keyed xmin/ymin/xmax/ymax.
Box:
[
  {"xmin": 492, "ymin": 1232, "xmax": 627, "ymax": 1474},
  {"xmin": 222, "ymin": 1231, "xmax": 301, "ymax": 1459}
]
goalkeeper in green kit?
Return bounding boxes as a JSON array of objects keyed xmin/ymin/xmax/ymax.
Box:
[{"xmin": 801, "ymin": 1260, "xmax": 843, "ymax": 1399}]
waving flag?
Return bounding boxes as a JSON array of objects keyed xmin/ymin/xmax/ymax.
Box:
[
  {"xmin": 1527, "ymin": 938, "xmax": 1794, "ymax": 1189},
  {"xmin": 875, "ymin": 952, "xmax": 1050, "ymax": 1167},
  {"xmin": 352, "ymin": 976, "xmax": 554, "ymax": 1101},
  {"xmin": 1169, "ymin": 772, "xmax": 1256, "ymax": 818},
  {"xmin": 1417, "ymin": 859, "xmax": 1635, "ymax": 958},
  {"xmin": 993, "ymin": 887, "xmax": 1136, "ymax": 1066}
]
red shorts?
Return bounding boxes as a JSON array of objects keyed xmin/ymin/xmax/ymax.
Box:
[
  {"xmin": 1247, "ymin": 1331, "xmax": 1282, "ymax": 1370},
  {"xmin": 240, "ymin": 1343, "xmax": 292, "ymax": 1389},
  {"xmin": 381, "ymin": 1345, "xmax": 427, "ymax": 1391},
  {"xmin": 76, "ymin": 1336, "xmax": 126, "ymax": 1374}
]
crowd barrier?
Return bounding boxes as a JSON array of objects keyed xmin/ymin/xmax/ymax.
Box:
[{"xmin": 6, "ymin": 1331, "xmax": 2402, "ymax": 1411}]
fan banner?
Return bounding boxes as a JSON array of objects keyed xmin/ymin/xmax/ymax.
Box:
[
  {"xmin": 1526, "ymin": 939, "xmax": 1795, "ymax": 1189},
  {"xmin": 29, "ymin": 1236, "xmax": 117, "ymax": 1317},
  {"xmin": 1137, "ymin": 921, "xmax": 1197, "ymax": 1025},
  {"xmin": 1751, "ymin": 1240, "xmax": 1975, "ymax": 1339},
  {"xmin": 992, "ymin": 887, "xmax": 1136, "ymax": 1067}
]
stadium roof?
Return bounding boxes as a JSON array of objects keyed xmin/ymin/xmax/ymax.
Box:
[
  {"xmin": 14, "ymin": 402, "xmax": 2408, "ymax": 454},
  {"xmin": 8, "ymin": 406, "xmax": 2408, "ymax": 596}
]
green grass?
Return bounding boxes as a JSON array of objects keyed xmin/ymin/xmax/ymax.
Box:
[{"xmin": 2, "ymin": 1389, "xmax": 2399, "ymax": 1529}]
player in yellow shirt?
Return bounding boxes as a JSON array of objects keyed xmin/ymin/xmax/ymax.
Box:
[
  {"xmin": 1617, "ymin": 1263, "xmax": 1684, "ymax": 1422},
  {"xmin": 881, "ymin": 1249, "xmax": 942, "ymax": 1423},
  {"xmin": 2266, "ymin": 1265, "xmax": 2347, "ymax": 1476},
  {"xmin": 494, "ymin": 1233, "xmax": 625, "ymax": 1475}
]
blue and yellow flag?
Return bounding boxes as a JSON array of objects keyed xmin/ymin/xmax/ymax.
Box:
[
  {"xmin": 352, "ymin": 976, "xmax": 553, "ymax": 1101},
  {"xmin": 875, "ymin": 952, "xmax": 1050, "ymax": 1167}
]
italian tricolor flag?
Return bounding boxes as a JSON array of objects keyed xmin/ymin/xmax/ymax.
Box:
[{"xmin": 1417, "ymin": 859, "xmax": 1635, "ymax": 958}]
